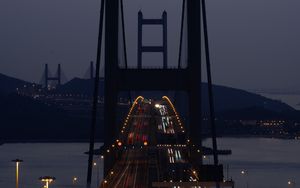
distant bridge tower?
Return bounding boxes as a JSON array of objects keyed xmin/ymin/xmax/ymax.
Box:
[
  {"xmin": 138, "ymin": 11, "xmax": 168, "ymax": 69},
  {"xmin": 44, "ymin": 64, "xmax": 61, "ymax": 88}
]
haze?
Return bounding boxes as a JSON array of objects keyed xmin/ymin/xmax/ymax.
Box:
[{"xmin": 0, "ymin": 0, "xmax": 299, "ymax": 92}]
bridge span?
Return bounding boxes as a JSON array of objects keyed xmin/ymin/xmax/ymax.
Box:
[{"xmin": 100, "ymin": 96, "xmax": 234, "ymax": 188}]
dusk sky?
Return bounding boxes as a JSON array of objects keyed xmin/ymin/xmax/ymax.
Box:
[{"xmin": 0, "ymin": 0, "xmax": 300, "ymax": 92}]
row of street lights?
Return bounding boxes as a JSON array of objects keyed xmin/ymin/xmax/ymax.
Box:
[
  {"xmin": 11, "ymin": 157, "xmax": 102, "ymax": 188},
  {"xmin": 240, "ymin": 169, "xmax": 296, "ymax": 188},
  {"xmin": 12, "ymin": 159, "xmax": 55, "ymax": 188}
]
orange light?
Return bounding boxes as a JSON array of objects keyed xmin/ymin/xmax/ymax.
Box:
[
  {"xmin": 143, "ymin": 141, "xmax": 148, "ymax": 146},
  {"xmin": 118, "ymin": 142, "xmax": 122, "ymax": 146}
]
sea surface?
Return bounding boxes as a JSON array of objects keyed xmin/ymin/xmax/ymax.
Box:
[{"xmin": 0, "ymin": 138, "xmax": 299, "ymax": 188}]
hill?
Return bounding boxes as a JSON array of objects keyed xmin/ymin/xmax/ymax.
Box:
[
  {"xmin": 56, "ymin": 78, "xmax": 293, "ymax": 113},
  {"xmin": 0, "ymin": 92, "xmax": 101, "ymax": 141},
  {"xmin": 55, "ymin": 77, "xmax": 102, "ymax": 95},
  {"xmin": 0, "ymin": 73, "xmax": 298, "ymax": 141},
  {"xmin": 0, "ymin": 73, "xmax": 31, "ymax": 94},
  {"xmin": 201, "ymin": 83, "xmax": 293, "ymax": 113},
  {"xmin": 217, "ymin": 106, "xmax": 300, "ymax": 120}
]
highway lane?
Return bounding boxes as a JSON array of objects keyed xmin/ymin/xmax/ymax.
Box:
[
  {"xmin": 101, "ymin": 97, "xmax": 202, "ymax": 188},
  {"xmin": 101, "ymin": 98, "xmax": 151, "ymax": 188}
]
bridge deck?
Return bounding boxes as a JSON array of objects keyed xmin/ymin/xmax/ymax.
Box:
[{"xmin": 100, "ymin": 97, "xmax": 234, "ymax": 188}]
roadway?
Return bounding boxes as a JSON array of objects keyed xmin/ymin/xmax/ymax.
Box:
[{"xmin": 100, "ymin": 96, "xmax": 233, "ymax": 188}]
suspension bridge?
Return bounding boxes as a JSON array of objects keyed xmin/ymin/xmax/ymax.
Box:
[{"xmin": 85, "ymin": 0, "xmax": 235, "ymax": 187}]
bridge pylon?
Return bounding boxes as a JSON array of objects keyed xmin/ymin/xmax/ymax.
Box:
[
  {"xmin": 44, "ymin": 64, "xmax": 61, "ymax": 89},
  {"xmin": 87, "ymin": 0, "xmax": 229, "ymax": 187},
  {"xmin": 102, "ymin": 0, "xmax": 203, "ymax": 176},
  {"xmin": 137, "ymin": 11, "xmax": 168, "ymax": 69}
]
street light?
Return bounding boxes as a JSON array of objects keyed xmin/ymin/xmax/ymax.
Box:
[
  {"xmin": 240, "ymin": 170, "xmax": 249, "ymax": 188},
  {"xmin": 12, "ymin": 159, "xmax": 23, "ymax": 188},
  {"xmin": 39, "ymin": 176, "xmax": 55, "ymax": 188},
  {"xmin": 288, "ymin": 180, "xmax": 295, "ymax": 187},
  {"xmin": 94, "ymin": 161, "xmax": 100, "ymax": 187},
  {"xmin": 72, "ymin": 177, "xmax": 78, "ymax": 185}
]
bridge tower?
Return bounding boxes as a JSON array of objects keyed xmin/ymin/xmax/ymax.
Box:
[
  {"xmin": 87, "ymin": 0, "xmax": 223, "ymax": 186},
  {"xmin": 102, "ymin": 0, "xmax": 203, "ymax": 175},
  {"xmin": 138, "ymin": 11, "xmax": 168, "ymax": 69},
  {"xmin": 44, "ymin": 64, "xmax": 61, "ymax": 88}
]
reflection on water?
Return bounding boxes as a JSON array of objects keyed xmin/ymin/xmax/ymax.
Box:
[
  {"xmin": 0, "ymin": 143, "xmax": 103, "ymax": 188},
  {"xmin": 204, "ymin": 138, "xmax": 300, "ymax": 188},
  {"xmin": 0, "ymin": 138, "xmax": 299, "ymax": 188}
]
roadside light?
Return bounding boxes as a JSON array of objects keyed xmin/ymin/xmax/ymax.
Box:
[
  {"xmin": 288, "ymin": 180, "xmax": 295, "ymax": 186},
  {"xmin": 118, "ymin": 142, "xmax": 122, "ymax": 146},
  {"xmin": 72, "ymin": 177, "xmax": 78, "ymax": 185},
  {"xmin": 143, "ymin": 141, "xmax": 148, "ymax": 146},
  {"xmin": 39, "ymin": 176, "xmax": 55, "ymax": 188},
  {"xmin": 12, "ymin": 159, "xmax": 23, "ymax": 188},
  {"xmin": 155, "ymin": 104, "xmax": 160, "ymax": 108}
]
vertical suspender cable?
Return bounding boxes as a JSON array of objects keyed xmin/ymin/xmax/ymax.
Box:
[
  {"xmin": 202, "ymin": 0, "xmax": 219, "ymax": 166},
  {"xmin": 121, "ymin": 0, "xmax": 128, "ymax": 69},
  {"xmin": 120, "ymin": 0, "xmax": 132, "ymax": 105},
  {"xmin": 174, "ymin": 0, "xmax": 186, "ymax": 105},
  {"xmin": 202, "ymin": 1, "xmax": 221, "ymax": 187},
  {"xmin": 87, "ymin": 0, "xmax": 105, "ymax": 187},
  {"xmin": 177, "ymin": 0, "xmax": 186, "ymax": 69}
]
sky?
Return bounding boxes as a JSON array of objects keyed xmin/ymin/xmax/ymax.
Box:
[{"xmin": 0, "ymin": 0, "xmax": 300, "ymax": 92}]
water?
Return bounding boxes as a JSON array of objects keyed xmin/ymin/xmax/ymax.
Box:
[
  {"xmin": 0, "ymin": 143, "xmax": 103, "ymax": 188},
  {"xmin": 204, "ymin": 138, "xmax": 300, "ymax": 188},
  {"xmin": 0, "ymin": 138, "xmax": 299, "ymax": 188}
]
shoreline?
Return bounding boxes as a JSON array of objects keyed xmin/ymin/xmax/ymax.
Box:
[
  {"xmin": 219, "ymin": 134, "xmax": 299, "ymax": 140},
  {"xmin": 1, "ymin": 139, "xmax": 103, "ymax": 144}
]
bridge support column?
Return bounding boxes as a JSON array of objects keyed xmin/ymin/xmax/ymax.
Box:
[
  {"xmin": 187, "ymin": 0, "xmax": 203, "ymax": 165},
  {"xmin": 103, "ymin": 0, "xmax": 119, "ymax": 176}
]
